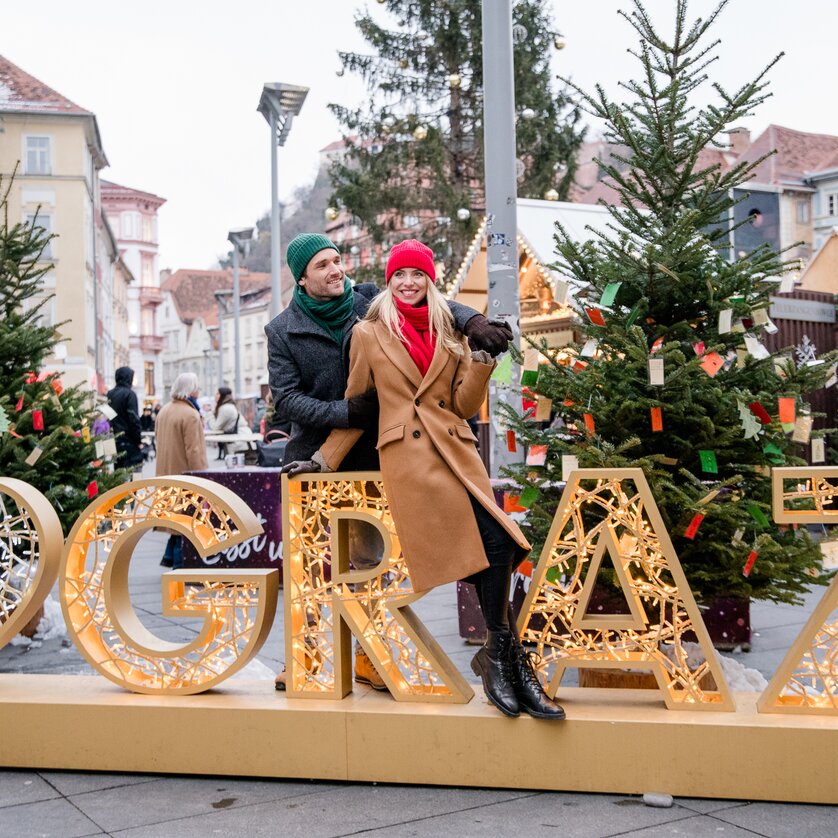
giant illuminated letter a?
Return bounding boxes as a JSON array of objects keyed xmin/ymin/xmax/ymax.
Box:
[{"xmin": 518, "ymin": 468, "xmax": 735, "ymax": 711}]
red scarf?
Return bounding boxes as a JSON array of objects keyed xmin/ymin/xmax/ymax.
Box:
[{"xmin": 395, "ymin": 298, "xmax": 436, "ymax": 377}]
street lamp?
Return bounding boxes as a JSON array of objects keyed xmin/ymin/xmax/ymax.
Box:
[
  {"xmin": 227, "ymin": 229, "xmax": 253, "ymax": 397},
  {"xmin": 213, "ymin": 288, "xmax": 233, "ymax": 390},
  {"xmin": 257, "ymin": 82, "xmax": 309, "ymax": 319}
]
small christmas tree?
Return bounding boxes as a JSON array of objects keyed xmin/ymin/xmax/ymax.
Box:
[
  {"xmin": 0, "ymin": 172, "xmax": 128, "ymax": 534},
  {"xmin": 502, "ymin": 0, "xmax": 835, "ymax": 606},
  {"xmin": 329, "ymin": 0, "xmax": 586, "ymax": 285}
]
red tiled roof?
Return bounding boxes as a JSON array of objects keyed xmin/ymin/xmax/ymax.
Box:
[
  {"xmin": 737, "ymin": 125, "xmax": 838, "ymax": 186},
  {"xmin": 811, "ymin": 147, "xmax": 838, "ymax": 174},
  {"xmin": 101, "ymin": 180, "xmax": 166, "ymax": 207},
  {"xmin": 0, "ymin": 54, "xmax": 88, "ymax": 115},
  {"xmin": 163, "ymin": 269, "xmax": 271, "ymax": 327}
]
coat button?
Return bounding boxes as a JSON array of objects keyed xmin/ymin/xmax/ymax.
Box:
[
  {"xmin": 412, "ymin": 430, "xmax": 421, "ymax": 439},
  {"xmin": 438, "ymin": 400, "xmax": 445, "ymax": 407},
  {"xmin": 448, "ymin": 428, "xmax": 454, "ymax": 435},
  {"xmin": 414, "ymin": 398, "xmax": 421, "ymax": 406}
]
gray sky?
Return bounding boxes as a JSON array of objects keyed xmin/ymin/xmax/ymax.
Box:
[{"xmin": 2, "ymin": 1, "xmax": 834, "ymax": 270}]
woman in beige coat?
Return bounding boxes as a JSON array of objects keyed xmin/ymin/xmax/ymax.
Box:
[
  {"xmin": 155, "ymin": 372, "xmax": 208, "ymax": 568},
  {"xmin": 284, "ymin": 240, "xmax": 564, "ymax": 721}
]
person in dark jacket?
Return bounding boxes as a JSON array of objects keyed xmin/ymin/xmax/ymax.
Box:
[
  {"xmin": 265, "ymin": 233, "xmax": 513, "ymax": 691},
  {"xmin": 107, "ymin": 366, "xmax": 143, "ymax": 468}
]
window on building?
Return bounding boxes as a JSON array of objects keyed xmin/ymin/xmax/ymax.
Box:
[
  {"xmin": 796, "ymin": 200, "xmax": 810, "ymax": 225},
  {"xmin": 24, "ymin": 136, "xmax": 51, "ymax": 175},
  {"xmin": 25, "ymin": 213, "xmax": 53, "ymax": 259},
  {"xmin": 828, "ymin": 193, "xmax": 838, "ymax": 217},
  {"xmin": 121, "ymin": 211, "xmax": 139, "ymax": 239},
  {"xmin": 144, "ymin": 362, "xmax": 155, "ymax": 396},
  {"xmin": 142, "ymin": 215, "xmax": 153, "ymax": 242},
  {"xmin": 141, "ymin": 258, "xmax": 154, "ymax": 285}
]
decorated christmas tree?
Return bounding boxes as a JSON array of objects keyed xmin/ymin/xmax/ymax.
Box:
[
  {"xmin": 329, "ymin": 0, "xmax": 585, "ymax": 285},
  {"xmin": 502, "ymin": 0, "xmax": 836, "ymax": 606},
  {"xmin": 0, "ymin": 173, "xmax": 128, "ymax": 533}
]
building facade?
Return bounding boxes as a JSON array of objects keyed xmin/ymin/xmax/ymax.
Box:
[
  {"xmin": 159, "ymin": 268, "xmax": 271, "ymax": 406},
  {"xmin": 0, "ymin": 54, "xmax": 125, "ymax": 391},
  {"xmin": 101, "ymin": 180, "xmax": 166, "ymax": 404}
]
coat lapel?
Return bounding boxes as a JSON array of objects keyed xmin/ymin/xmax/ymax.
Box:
[
  {"xmin": 373, "ymin": 320, "xmax": 424, "ymax": 389},
  {"xmin": 415, "ymin": 340, "xmax": 450, "ymax": 399}
]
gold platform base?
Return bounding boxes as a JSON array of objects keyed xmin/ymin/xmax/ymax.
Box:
[{"xmin": 1, "ymin": 675, "xmax": 837, "ymax": 803}]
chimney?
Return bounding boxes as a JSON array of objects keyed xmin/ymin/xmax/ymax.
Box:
[
  {"xmin": 727, "ymin": 127, "xmax": 751, "ymax": 156},
  {"xmin": 159, "ymin": 268, "xmax": 172, "ymax": 286}
]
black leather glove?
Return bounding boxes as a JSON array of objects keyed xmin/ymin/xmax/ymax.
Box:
[
  {"xmin": 463, "ymin": 315, "xmax": 514, "ymax": 356},
  {"xmin": 347, "ymin": 389, "xmax": 379, "ymax": 430},
  {"xmin": 280, "ymin": 459, "xmax": 321, "ymax": 477}
]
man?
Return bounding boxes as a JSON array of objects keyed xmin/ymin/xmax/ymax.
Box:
[
  {"xmin": 266, "ymin": 233, "xmax": 513, "ymax": 691},
  {"xmin": 107, "ymin": 367, "xmax": 144, "ymax": 469}
]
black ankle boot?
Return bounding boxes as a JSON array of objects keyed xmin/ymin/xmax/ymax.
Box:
[
  {"xmin": 508, "ymin": 635, "xmax": 566, "ymax": 720},
  {"xmin": 470, "ymin": 630, "xmax": 520, "ymax": 717}
]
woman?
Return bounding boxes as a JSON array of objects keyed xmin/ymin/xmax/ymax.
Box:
[
  {"xmin": 208, "ymin": 387, "xmax": 243, "ymax": 460},
  {"xmin": 284, "ymin": 240, "xmax": 564, "ymax": 720},
  {"xmin": 155, "ymin": 372, "xmax": 209, "ymax": 568}
]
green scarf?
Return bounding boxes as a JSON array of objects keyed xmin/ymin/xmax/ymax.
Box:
[{"xmin": 292, "ymin": 278, "xmax": 355, "ymax": 344}]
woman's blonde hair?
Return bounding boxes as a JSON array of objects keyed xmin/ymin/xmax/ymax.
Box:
[{"xmin": 365, "ymin": 273, "xmax": 464, "ymax": 356}]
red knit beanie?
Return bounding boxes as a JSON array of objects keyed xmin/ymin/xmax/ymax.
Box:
[{"xmin": 385, "ymin": 239, "xmax": 436, "ymax": 284}]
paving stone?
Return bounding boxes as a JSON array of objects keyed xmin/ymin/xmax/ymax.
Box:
[
  {"xmin": 711, "ymin": 801, "xmax": 838, "ymax": 837},
  {"xmin": 68, "ymin": 776, "xmax": 340, "ymax": 832},
  {"xmin": 110, "ymin": 783, "xmax": 531, "ymax": 838},
  {"xmin": 607, "ymin": 812, "xmax": 764, "ymax": 836},
  {"xmin": 0, "ymin": 797, "xmax": 103, "ymax": 838},
  {"xmin": 38, "ymin": 770, "xmax": 160, "ymax": 796},
  {"xmin": 0, "ymin": 771, "xmax": 59, "ymax": 809}
]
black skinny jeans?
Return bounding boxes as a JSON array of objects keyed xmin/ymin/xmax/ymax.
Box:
[{"xmin": 467, "ymin": 495, "xmax": 517, "ymax": 633}]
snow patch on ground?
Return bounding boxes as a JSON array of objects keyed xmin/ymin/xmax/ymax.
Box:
[
  {"xmin": 34, "ymin": 595, "xmax": 67, "ymax": 641},
  {"xmin": 8, "ymin": 595, "xmax": 68, "ymax": 648},
  {"xmin": 662, "ymin": 641, "xmax": 768, "ymax": 691}
]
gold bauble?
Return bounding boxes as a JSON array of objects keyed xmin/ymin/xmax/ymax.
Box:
[
  {"xmin": 413, "ymin": 124, "xmax": 429, "ymax": 140},
  {"xmin": 544, "ymin": 188, "xmax": 559, "ymax": 201},
  {"xmin": 325, "ymin": 207, "xmax": 339, "ymax": 221},
  {"xmin": 554, "ymin": 36, "xmax": 566, "ymax": 50},
  {"xmin": 447, "ymin": 73, "xmax": 461, "ymax": 89},
  {"xmin": 399, "ymin": 58, "xmax": 409, "ymax": 69}
]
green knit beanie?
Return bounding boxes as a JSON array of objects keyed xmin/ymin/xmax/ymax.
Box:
[{"xmin": 286, "ymin": 233, "xmax": 340, "ymax": 282}]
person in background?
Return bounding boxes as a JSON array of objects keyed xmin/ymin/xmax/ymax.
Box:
[
  {"xmin": 284, "ymin": 240, "xmax": 565, "ymax": 721},
  {"xmin": 252, "ymin": 397, "xmax": 267, "ymax": 433},
  {"xmin": 155, "ymin": 372, "xmax": 209, "ymax": 568},
  {"xmin": 140, "ymin": 406, "xmax": 155, "ymax": 432},
  {"xmin": 265, "ymin": 233, "xmax": 513, "ymax": 692},
  {"xmin": 107, "ymin": 366, "xmax": 143, "ymax": 469}
]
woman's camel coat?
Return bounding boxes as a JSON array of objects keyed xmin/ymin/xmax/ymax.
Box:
[{"xmin": 320, "ymin": 319, "xmax": 530, "ymax": 593}]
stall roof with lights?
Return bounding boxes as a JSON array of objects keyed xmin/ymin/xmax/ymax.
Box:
[
  {"xmin": 448, "ymin": 199, "xmax": 614, "ymax": 346},
  {"xmin": 799, "ymin": 228, "xmax": 838, "ymax": 294}
]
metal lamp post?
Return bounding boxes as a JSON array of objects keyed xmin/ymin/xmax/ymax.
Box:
[
  {"xmin": 257, "ymin": 83, "xmax": 309, "ymax": 319},
  {"xmin": 226, "ymin": 227, "xmax": 254, "ymax": 398},
  {"xmin": 482, "ymin": 0, "xmax": 522, "ymax": 477},
  {"xmin": 213, "ymin": 288, "xmax": 233, "ymax": 390}
]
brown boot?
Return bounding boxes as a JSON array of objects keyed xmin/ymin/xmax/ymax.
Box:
[{"xmin": 354, "ymin": 649, "xmax": 388, "ymax": 691}]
